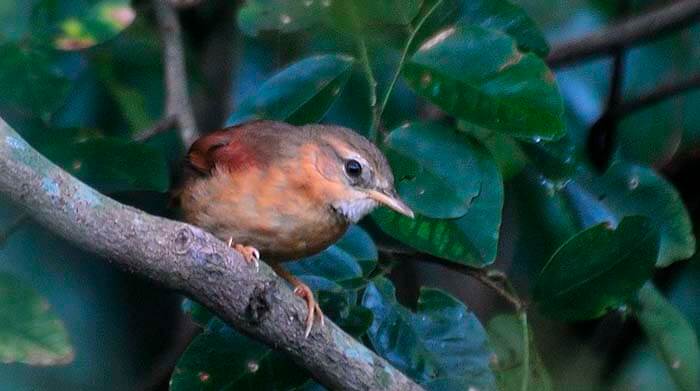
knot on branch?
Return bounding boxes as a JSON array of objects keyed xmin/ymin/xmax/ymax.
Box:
[
  {"xmin": 246, "ymin": 280, "xmax": 277, "ymax": 324},
  {"xmin": 173, "ymin": 227, "xmax": 195, "ymax": 254}
]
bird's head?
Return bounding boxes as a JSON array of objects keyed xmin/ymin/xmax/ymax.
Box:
[{"xmin": 305, "ymin": 124, "xmax": 414, "ymax": 223}]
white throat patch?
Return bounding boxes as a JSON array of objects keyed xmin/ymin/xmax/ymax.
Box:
[{"xmin": 332, "ymin": 198, "xmax": 378, "ymax": 223}]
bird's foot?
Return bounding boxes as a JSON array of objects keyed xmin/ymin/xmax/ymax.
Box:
[
  {"xmin": 228, "ymin": 239, "xmax": 260, "ymax": 271},
  {"xmin": 293, "ymin": 283, "xmax": 324, "ymax": 338}
]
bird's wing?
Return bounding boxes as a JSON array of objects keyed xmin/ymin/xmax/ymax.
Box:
[{"xmin": 186, "ymin": 121, "xmax": 272, "ymax": 175}]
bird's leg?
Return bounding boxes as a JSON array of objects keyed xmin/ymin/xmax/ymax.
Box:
[
  {"xmin": 228, "ymin": 237, "xmax": 260, "ymax": 271},
  {"xmin": 271, "ymin": 263, "xmax": 324, "ymax": 338}
]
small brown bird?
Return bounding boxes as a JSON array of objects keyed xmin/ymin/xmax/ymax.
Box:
[{"xmin": 179, "ymin": 120, "xmax": 413, "ymax": 336}]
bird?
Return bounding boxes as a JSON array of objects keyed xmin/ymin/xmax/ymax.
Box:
[{"xmin": 177, "ymin": 120, "xmax": 414, "ymax": 337}]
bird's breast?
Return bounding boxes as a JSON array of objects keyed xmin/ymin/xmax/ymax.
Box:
[{"xmin": 180, "ymin": 150, "xmax": 348, "ymax": 261}]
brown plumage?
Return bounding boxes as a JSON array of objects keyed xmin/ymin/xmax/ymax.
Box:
[{"xmin": 178, "ymin": 120, "xmax": 413, "ymax": 336}]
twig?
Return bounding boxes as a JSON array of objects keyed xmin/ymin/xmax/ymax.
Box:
[
  {"xmin": 152, "ymin": 0, "xmax": 199, "ymax": 147},
  {"xmin": 357, "ymin": 37, "xmax": 379, "ymax": 142},
  {"xmin": 616, "ymin": 72, "xmax": 700, "ymax": 116},
  {"xmin": 192, "ymin": 0, "xmax": 242, "ymax": 132},
  {"xmin": 586, "ymin": 1, "xmax": 628, "ymax": 171},
  {"xmin": 377, "ymin": 0, "xmax": 444, "ymax": 123},
  {"xmin": 378, "ymin": 245, "xmax": 526, "ymax": 311},
  {"xmin": 547, "ymin": 0, "xmax": 700, "ymax": 67},
  {"xmin": 0, "ymin": 117, "xmax": 424, "ymax": 391},
  {"xmin": 133, "ymin": 115, "xmax": 176, "ymax": 142}
]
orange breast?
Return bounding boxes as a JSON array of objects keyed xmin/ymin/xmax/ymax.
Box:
[{"xmin": 180, "ymin": 143, "xmax": 349, "ymax": 261}]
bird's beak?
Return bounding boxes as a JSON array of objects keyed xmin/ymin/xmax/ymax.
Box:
[{"xmin": 366, "ymin": 189, "xmax": 415, "ymax": 218}]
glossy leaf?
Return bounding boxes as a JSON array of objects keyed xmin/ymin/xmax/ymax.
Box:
[
  {"xmin": 363, "ymin": 278, "xmax": 496, "ymax": 388},
  {"xmin": 0, "ymin": 273, "xmax": 73, "ymax": 366},
  {"xmin": 170, "ymin": 319, "xmax": 308, "ymax": 391},
  {"xmin": 458, "ymin": 120, "xmax": 528, "ymax": 181},
  {"xmin": 287, "ymin": 225, "xmax": 376, "ymax": 284},
  {"xmin": 228, "ymin": 54, "xmax": 353, "ymax": 126},
  {"xmin": 0, "ymin": 43, "xmax": 70, "ymax": 120},
  {"xmin": 488, "ymin": 314, "xmax": 552, "ymax": 391},
  {"xmin": 238, "ymin": 0, "xmax": 328, "ymax": 37},
  {"xmin": 36, "ymin": 132, "xmax": 170, "ymax": 193},
  {"xmin": 534, "ymin": 216, "xmax": 659, "ymax": 321},
  {"xmin": 373, "ymin": 127, "xmax": 503, "ymax": 267},
  {"xmin": 404, "ymin": 23, "xmax": 564, "ymax": 141},
  {"xmin": 413, "ymin": 0, "xmax": 549, "ymax": 57},
  {"xmin": 383, "ymin": 122, "xmax": 484, "ymax": 219},
  {"xmin": 349, "ymin": 0, "xmax": 422, "ymax": 26},
  {"xmin": 633, "ymin": 283, "xmax": 700, "ymax": 391},
  {"xmin": 573, "ymin": 162, "xmax": 695, "ymax": 267}
]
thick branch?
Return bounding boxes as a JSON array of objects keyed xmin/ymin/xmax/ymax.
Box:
[
  {"xmin": 0, "ymin": 117, "xmax": 423, "ymax": 391},
  {"xmin": 547, "ymin": 0, "xmax": 700, "ymax": 67},
  {"xmin": 153, "ymin": 0, "xmax": 199, "ymax": 147}
]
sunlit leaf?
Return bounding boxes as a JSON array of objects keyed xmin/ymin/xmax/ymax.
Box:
[
  {"xmin": 0, "ymin": 273, "xmax": 73, "ymax": 366},
  {"xmin": 534, "ymin": 216, "xmax": 659, "ymax": 320}
]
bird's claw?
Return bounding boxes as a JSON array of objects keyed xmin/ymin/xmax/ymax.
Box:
[
  {"xmin": 231, "ymin": 242, "xmax": 260, "ymax": 271},
  {"xmin": 293, "ymin": 283, "xmax": 324, "ymax": 338}
]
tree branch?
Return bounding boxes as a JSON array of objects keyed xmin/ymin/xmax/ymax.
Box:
[
  {"xmin": 153, "ymin": 0, "xmax": 199, "ymax": 147},
  {"xmin": 616, "ymin": 71, "xmax": 700, "ymax": 116},
  {"xmin": 0, "ymin": 117, "xmax": 424, "ymax": 391},
  {"xmin": 547, "ymin": 0, "xmax": 700, "ymax": 68}
]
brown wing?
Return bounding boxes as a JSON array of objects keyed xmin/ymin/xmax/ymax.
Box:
[{"xmin": 186, "ymin": 120, "xmax": 289, "ymax": 175}]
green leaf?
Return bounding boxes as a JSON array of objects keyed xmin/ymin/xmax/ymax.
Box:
[
  {"xmin": 458, "ymin": 121, "xmax": 528, "ymax": 181},
  {"xmin": 573, "ymin": 162, "xmax": 695, "ymax": 267},
  {"xmin": 362, "ymin": 278, "xmax": 496, "ymax": 388},
  {"xmin": 0, "ymin": 43, "xmax": 70, "ymax": 120},
  {"xmin": 404, "ymin": 22, "xmax": 564, "ymax": 142},
  {"xmin": 170, "ymin": 319, "xmax": 308, "ymax": 391},
  {"xmin": 413, "ymin": 0, "xmax": 549, "ymax": 57},
  {"xmin": 349, "ymin": 0, "xmax": 422, "ymax": 26},
  {"xmin": 488, "ymin": 314, "xmax": 552, "ymax": 391},
  {"xmin": 35, "ymin": 131, "xmax": 170, "ymax": 193},
  {"xmin": 287, "ymin": 226, "xmax": 376, "ymax": 284},
  {"xmin": 633, "ymin": 283, "xmax": 700, "ymax": 391},
  {"xmin": 373, "ymin": 127, "xmax": 503, "ymax": 267},
  {"xmin": 228, "ymin": 54, "xmax": 354, "ymax": 126},
  {"xmin": 533, "ymin": 216, "xmax": 659, "ymax": 321},
  {"xmin": 0, "ymin": 273, "xmax": 73, "ymax": 366},
  {"xmin": 335, "ymin": 225, "xmax": 378, "ymax": 276},
  {"xmin": 383, "ymin": 122, "xmax": 485, "ymax": 219},
  {"xmin": 238, "ymin": 0, "xmax": 330, "ymax": 37}
]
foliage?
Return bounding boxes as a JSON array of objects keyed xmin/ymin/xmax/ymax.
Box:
[{"xmin": 1, "ymin": 0, "xmax": 700, "ymax": 390}]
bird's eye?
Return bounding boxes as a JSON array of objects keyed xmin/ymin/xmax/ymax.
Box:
[{"xmin": 345, "ymin": 159, "xmax": 362, "ymax": 177}]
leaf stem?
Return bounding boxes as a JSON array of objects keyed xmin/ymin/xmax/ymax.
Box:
[
  {"xmin": 377, "ymin": 0, "xmax": 444, "ymax": 122},
  {"xmin": 356, "ymin": 35, "xmax": 380, "ymax": 142},
  {"xmin": 519, "ymin": 310, "xmax": 530, "ymax": 391}
]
